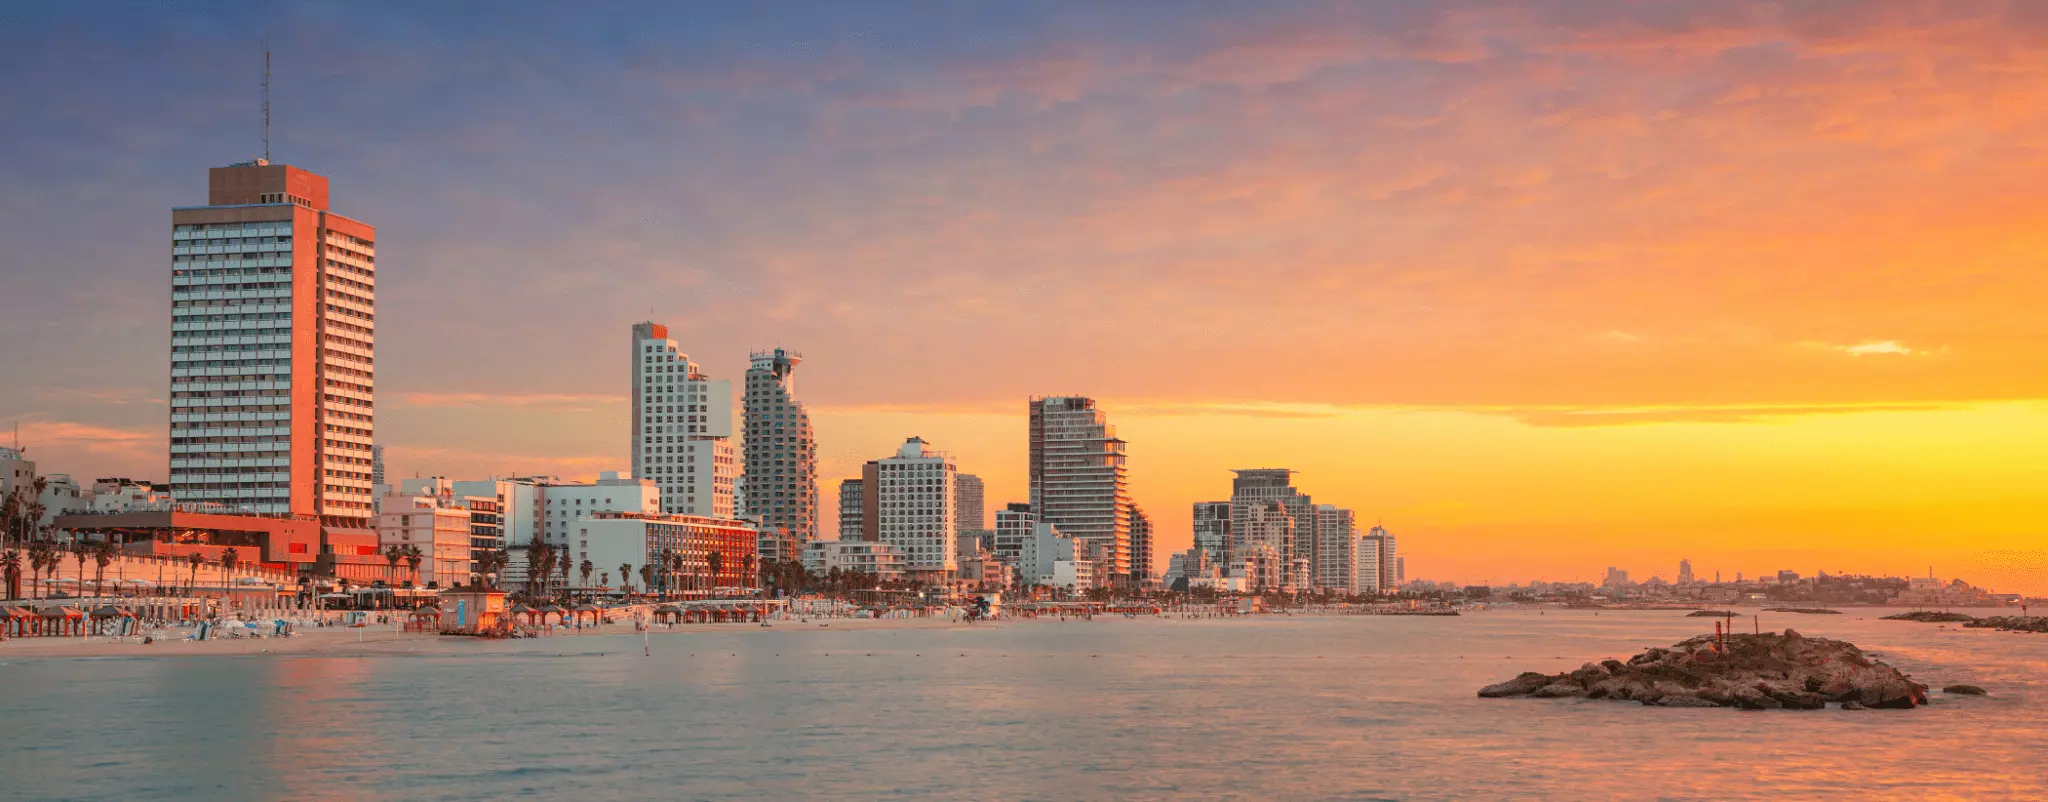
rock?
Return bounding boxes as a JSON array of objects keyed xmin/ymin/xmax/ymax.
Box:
[
  {"xmin": 1652, "ymin": 693, "xmax": 1720, "ymax": 708},
  {"xmin": 1534, "ymin": 682, "xmax": 1587, "ymax": 698},
  {"xmin": 1477, "ymin": 672, "xmax": 1553, "ymax": 698},
  {"xmin": 1477, "ymin": 629, "xmax": 1930, "ymax": 712},
  {"xmin": 1943, "ymin": 684, "xmax": 1989, "ymax": 696},
  {"xmin": 1882, "ymin": 611, "xmax": 1976, "ymax": 623},
  {"xmin": 1687, "ymin": 610, "xmax": 1739, "ymax": 618},
  {"xmin": 1839, "ymin": 701, "xmax": 1867, "ymax": 710}
]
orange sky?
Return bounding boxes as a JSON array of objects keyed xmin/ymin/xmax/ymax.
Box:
[{"xmin": 2, "ymin": 2, "xmax": 2045, "ymax": 594}]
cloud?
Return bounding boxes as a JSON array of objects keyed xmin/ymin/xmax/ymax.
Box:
[{"xmin": 1800, "ymin": 340, "xmax": 1928, "ymax": 357}]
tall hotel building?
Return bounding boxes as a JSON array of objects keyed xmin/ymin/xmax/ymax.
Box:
[
  {"xmin": 169, "ymin": 161, "xmax": 380, "ymax": 558},
  {"xmin": 630, "ymin": 322, "xmax": 737, "ymax": 518},
  {"xmin": 872, "ymin": 436, "xmax": 957, "ymax": 577},
  {"xmin": 743, "ymin": 349, "xmax": 818, "ymax": 544},
  {"xmin": 1027, "ymin": 396, "xmax": 1131, "ymax": 584}
]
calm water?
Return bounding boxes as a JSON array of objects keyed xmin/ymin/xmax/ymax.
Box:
[{"xmin": 2, "ymin": 609, "xmax": 2044, "ymax": 800}]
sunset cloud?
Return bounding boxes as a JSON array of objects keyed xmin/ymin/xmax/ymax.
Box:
[{"xmin": 4, "ymin": 2, "xmax": 2047, "ymax": 590}]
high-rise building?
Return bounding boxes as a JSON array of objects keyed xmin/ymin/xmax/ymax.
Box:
[
  {"xmin": 873, "ymin": 437, "xmax": 957, "ymax": 577},
  {"xmin": 1192, "ymin": 500, "xmax": 1232, "ymax": 566},
  {"xmin": 1129, "ymin": 503, "xmax": 1153, "ymax": 586},
  {"xmin": 1313, "ymin": 504, "xmax": 1360, "ymax": 593},
  {"xmin": 371, "ymin": 445, "xmax": 385, "ymax": 486},
  {"xmin": 954, "ymin": 473, "xmax": 985, "ymax": 534},
  {"xmin": 630, "ymin": 322, "xmax": 738, "ymax": 518},
  {"xmin": 1229, "ymin": 469, "xmax": 1317, "ymax": 580},
  {"xmin": 744, "ymin": 348, "xmax": 818, "ymax": 544},
  {"xmin": 1363, "ymin": 524, "xmax": 1398, "ymax": 593},
  {"xmin": 1604, "ymin": 566, "xmax": 1631, "ymax": 587},
  {"xmin": 1678, "ymin": 559, "xmax": 1695, "ymax": 585},
  {"xmin": 837, "ymin": 478, "xmax": 865, "ymax": 541},
  {"xmin": 1027, "ymin": 396, "xmax": 1130, "ymax": 582},
  {"xmin": 169, "ymin": 160, "xmax": 381, "ymax": 575}
]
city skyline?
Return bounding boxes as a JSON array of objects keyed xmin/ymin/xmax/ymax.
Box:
[{"xmin": 4, "ymin": 3, "xmax": 2047, "ymax": 593}]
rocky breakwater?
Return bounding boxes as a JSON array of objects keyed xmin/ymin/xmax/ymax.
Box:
[
  {"xmin": 1882, "ymin": 611, "xmax": 1977, "ymax": 623},
  {"xmin": 1478, "ymin": 629, "xmax": 1928, "ymax": 710},
  {"xmin": 1963, "ymin": 616, "xmax": 2048, "ymax": 633}
]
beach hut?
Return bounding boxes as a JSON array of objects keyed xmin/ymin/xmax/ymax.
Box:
[
  {"xmin": 653, "ymin": 604, "xmax": 681, "ymax": 625},
  {"xmin": 406, "ymin": 605, "xmax": 443, "ymax": 633},
  {"xmin": 536, "ymin": 603, "xmax": 567, "ymax": 626},
  {"xmin": 40, "ymin": 606, "xmax": 85, "ymax": 637},
  {"xmin": 509, "ymin": 603, "xmax": 537, "ymax": 626},
  {"xmin": 570, "ymin": 602, "xmax": 601, "ymax": 629},
  {"xmin": 3, "ymin": 606, "xmax": 37, "ymax": 638},
  {"xmin": 437, "ymin": 589, "xmax": 509, "ymax": 635}
]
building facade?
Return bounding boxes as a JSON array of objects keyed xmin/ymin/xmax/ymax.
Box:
[
  {"xmin": 954, "ymin": 473, "xmax": 985, "ymax": 534},
  {"xmin": 801, "ymin": 539, "xmax": 906, "ymax": 580},
  {"xmin": 631, "ymin": 322, "xmax": 738, "ymax": 518},
  {"xmin": 573, "ymin": 511, "xmax": 757, "ymax": 594},
  {"xmin": 873, "ymin": 437, "xmax": 957, "ymax": 577},
  {"xmin": 169, "ymin": 160, "xmax": 382, "ymax": 578},
  {"xmin": 1129, "ymin": 503, "xmax": 1154, "ymax": 587},
  {"xmin": 742, "ymin": 348, "xmax": 818, "ymax": 545},
  {"xmin": 837, "ymin": 478, "xmax": 865, "ymax": 541},
  {"xmin": 376, "ymin": 490, "xmax": 473, "ymax": 587},
  {"xmin": 1192, "ymin": 500, "xmax": 1232, "ymax": 567},
  {"xmin": 1027, "ymin": 396, "xmax": 1130, "ymax": 583}
]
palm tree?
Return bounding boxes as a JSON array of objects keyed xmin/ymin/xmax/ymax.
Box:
[
  {"xmin": 220, "ymin": 547, "xmax": 240, "ymax": 596},
  {"xmin": 668, "ymin": 551, "xmax": 685, "ymax": 597},
  {"xmin": 473, "ymin": 548, "xmax": 509, "ymax": 589},
  {"xmin": 638, "ymin": 564, "xmax": 653, "ymax": 596},
  {"xmin": 742, "ymin": 553, "xmax": 757, "ymax": 592},
  {"xmin": 26, "ymin": 540, "xmax": 51, "ymax": 599},
  {"xmin": 579, "ymin": 559, "xmax": 594, "ymax": 592},
  {"xmin": 71, "ymin": 545, "xmax": 88, "ymax": 596},
  {"xmin": 706, "ymin": 550, "xmax": 724, "ymax": 593},
  {"xmin": 404, "ymin": 545, "xmax": 424, "ymax": 586},
  {"xmin": 2, "ymin": 548, "xmax": 20, "ymax": 601},
  {"xmin": 185, "ymin": 552, "xmax": 204, "ymax": 597},
  {"xmin": 618, "ymin": 563, "xmax": 632, "ymax": 595},
  {"xmin": 556, "ymin": 551, "xmax": 571, "ymax": 599},
  {"xmin": 600, "ymin": 572, "xmax": 610, "ymax": 592},
  {"xmin": 525, "ymin": 539, "xmax": 553, "ymax": 596},
  {"xmin": 91, "ymin": 539, "xmax": 115, "ymax": 600},
  {"xmin": 384, "ymin": 544, "xmax": 403, "ymax": 585}
]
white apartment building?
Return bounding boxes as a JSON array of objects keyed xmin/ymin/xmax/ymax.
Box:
[
  {"xmin": 377, "ymin": 491, "xmax": 473, "ymax": 588},
  {"xmin": 1366, "ymin": 525, "xmax": 1398, "ymax": 592},
  {"xmin": 89, "ymin": 478, "xmax": 170, "ymax": 514},
  {"xmin": 36, "ymin": 474, "xmax": 93, "ymax": 525},
  {"xmin": 1313, "ymin": 504, "xmax": 1361, "ymax": 593},
  {"xmin": 0, "ymin": 446, "xmax": 34, "ymax": 512},
  {"xmin": 631, "ymin": 322, "xmax": 738, "ymax": 518},
  {"xmin": 569, "ymin": 512, "xmax": 756, "ymax": 594},
  {"xmin": 1010, "ymin": 516, "xmax": 1090, "ymax": 590},
  {"xmin": 801, "ymin": 539, "xmax": 907, "ymax": 580},
  {"xmin": 1355, "ymin": 534, "xmax": 1383, "ymax": 594},
  {"xmin": 497, "ymin": 472, "xmax": 658, "ymax": 591},
  {"xmin": 874, "ymin": 436, "xmax": 958, "ymax": 575}
]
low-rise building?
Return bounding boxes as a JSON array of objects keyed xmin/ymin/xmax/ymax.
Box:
[
  {"xmin": 801, "ymin": 539, "xmax": 906, "ymax": 580},
  {"xmin": 377, "ymin": 491, "xmax": 474, "ymax": 588},
  {"xmin": 573, "ymin": 511, "xmax": 757, "ymax": 595}
]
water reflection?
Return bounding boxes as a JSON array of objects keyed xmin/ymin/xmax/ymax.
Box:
[{"xmin": 3, "ymin": 610, "xmax": 2044, "ymax": 799}]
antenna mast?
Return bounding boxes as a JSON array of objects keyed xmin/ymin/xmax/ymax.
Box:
[{"xmin": 262, "ymin": 42, "xmax": 271, "ymax": 162}]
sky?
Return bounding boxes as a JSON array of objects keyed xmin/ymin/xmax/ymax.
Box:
[{"xmin": 1, "ymin": 1, "xmax": 2044, "ymax": 593}]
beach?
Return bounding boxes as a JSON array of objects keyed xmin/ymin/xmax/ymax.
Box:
[{"xmin": 0, "ymin": 613, "xmax": 990, "ymax": 659}]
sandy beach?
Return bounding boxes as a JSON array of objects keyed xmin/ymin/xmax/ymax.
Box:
[{"xmin": 0, "ymin": 614, "xmax": 996, "ymax": 659}]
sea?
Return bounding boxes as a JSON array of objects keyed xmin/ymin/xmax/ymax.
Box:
[{"xmin": 1, "ymin": 608, "xmax": 2043, "ymax": 800}]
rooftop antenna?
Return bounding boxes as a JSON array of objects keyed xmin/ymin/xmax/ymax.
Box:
[{"xmin": 262, "ymin": 40, "xmax": 271, "ymax": 163}]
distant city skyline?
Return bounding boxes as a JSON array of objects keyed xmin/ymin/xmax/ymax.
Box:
[{"xmin": 4, "ymin": 3, "xmax": 2047, "ymax": 594}]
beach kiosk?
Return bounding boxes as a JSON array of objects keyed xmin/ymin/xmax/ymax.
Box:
[{"xmin": 436, "ymin": 589, "xmax": 508, "ymax": 635}]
